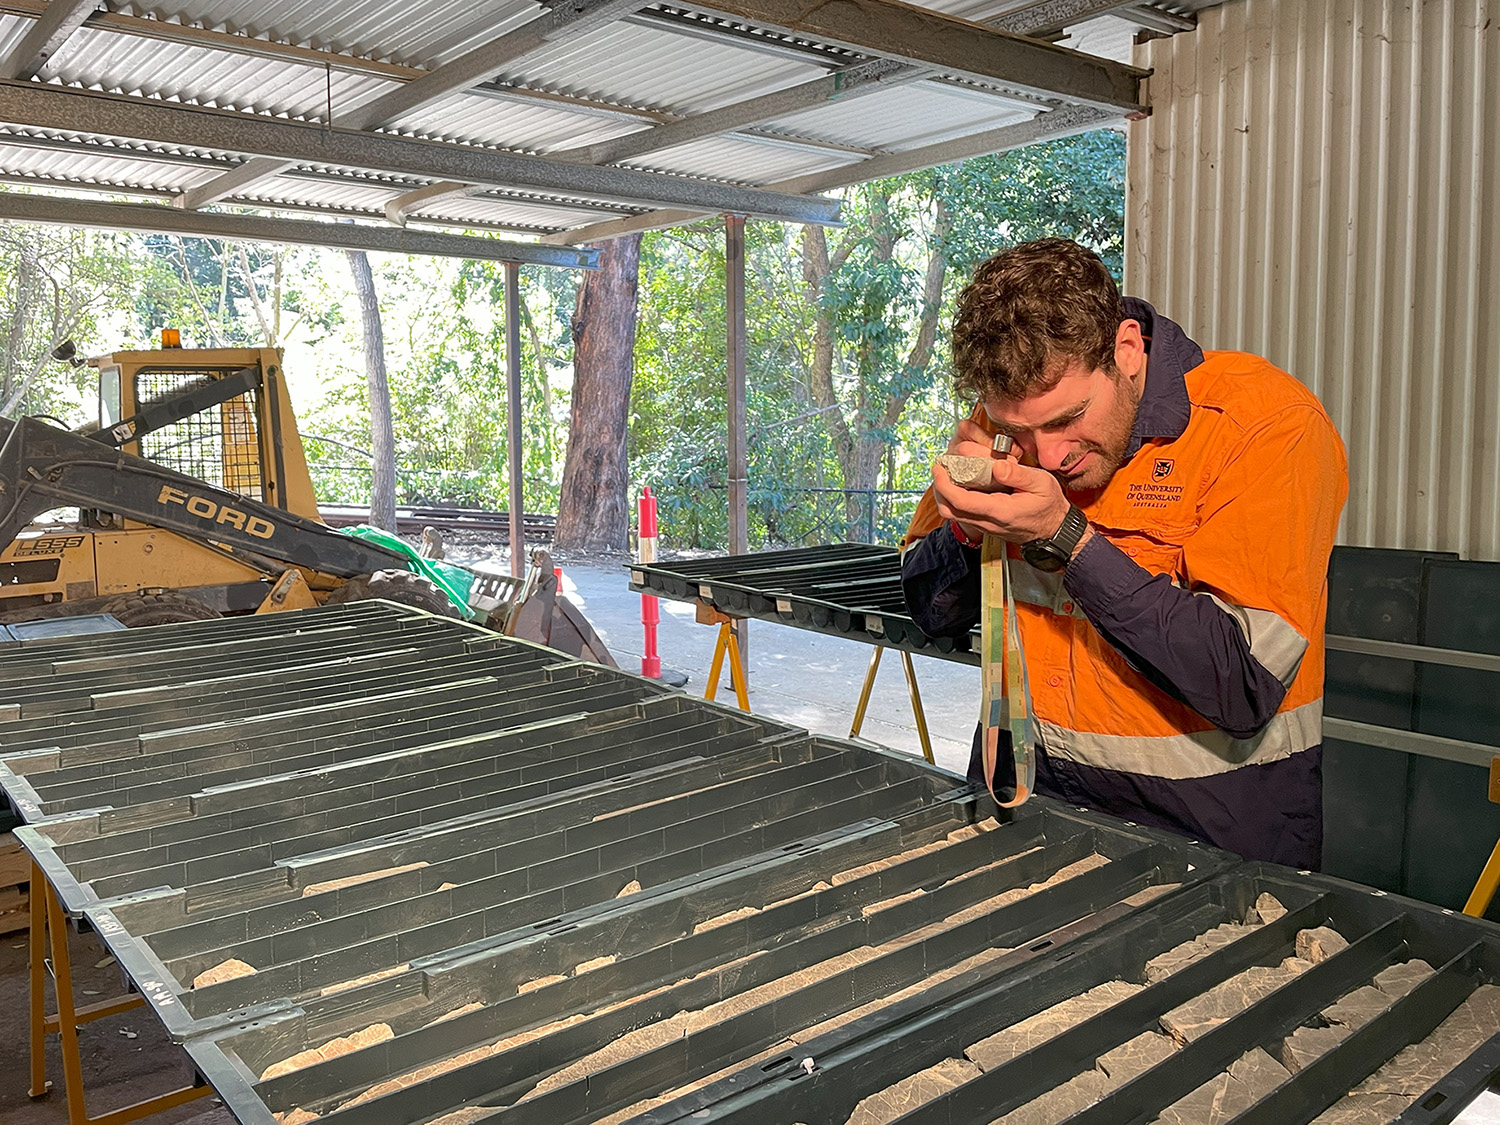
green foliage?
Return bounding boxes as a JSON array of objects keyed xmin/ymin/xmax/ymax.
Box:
[
  {"xmin": 937, "ymin": 130, "xmax": 1127, "ymax": 280},
  {"xmin": 301, "ymin": 255, "xmax": 576, "ymax": 511},
  {"xmin": 632, "ymin": 128, "xmax": 1127, "ymax": 549},
  {"xmin": 0, "ymin": 223, "xmax": 167, "ymax": 424}
]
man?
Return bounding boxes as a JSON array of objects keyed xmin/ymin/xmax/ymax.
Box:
[{"xmin": 901, "ymin": 238, "xmax": 1347, "ymax": 868}]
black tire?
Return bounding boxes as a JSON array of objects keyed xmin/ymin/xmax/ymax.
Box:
[
  {"xmin": 324, "ymin": 568, "xmax": 461, "ymax": 618},
  {"xmin": 101, "ymin": 591, "xmax": 221, "ymax": 628}
]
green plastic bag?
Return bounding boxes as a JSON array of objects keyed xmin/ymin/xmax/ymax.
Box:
[{"xmin": 338, "ymin": 525, "xmax": 477, "ymax": 619}]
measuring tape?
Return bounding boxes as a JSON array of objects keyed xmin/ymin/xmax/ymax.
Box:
[
  {"xmin": 977, "ymin": 433, "xmax": 1035, "ymax": 807},
  {"xmin": 980, "ymin": 536, "xmax": 1035, "ymax": 806}
]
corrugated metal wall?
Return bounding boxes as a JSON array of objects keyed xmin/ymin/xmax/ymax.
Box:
[{"xmin": 1126, "ymin": 0, "xmax": 1500, "ymax": 560}]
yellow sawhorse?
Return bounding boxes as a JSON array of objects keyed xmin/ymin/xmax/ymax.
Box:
[
  {"xmin": 698, "ymin": 605, "xmax": 750, "ymax": 712},
  {"xmin": 848, "ymin": 646, "xmax": 936, "ymax": 765},
  {"xmin": 29, "ymin": 859, "xmax": 213, "ymax": 1125},
  {"xmin": 1463, "ymin": 757, "xmax": 1500, "ymax": 918}
]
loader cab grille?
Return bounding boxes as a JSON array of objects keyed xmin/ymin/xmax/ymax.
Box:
[{"xmin": 133, "ymin": 366, "xmax": 265, "ymax": 501}]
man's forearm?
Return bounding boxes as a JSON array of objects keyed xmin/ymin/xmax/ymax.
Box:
[{"xmin": 1062, "ymin": 534, "xmax": 1288, "ymax": 738}]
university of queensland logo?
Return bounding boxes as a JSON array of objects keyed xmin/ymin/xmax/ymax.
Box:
[{"xmin": 1153, "ymin": 458, "xmax": 1174, "ymax": 482}]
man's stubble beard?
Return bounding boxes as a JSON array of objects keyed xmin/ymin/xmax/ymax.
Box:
[{"xmin": 1056, "ymin": 377, "xmax": 1141, "ymax": 498}]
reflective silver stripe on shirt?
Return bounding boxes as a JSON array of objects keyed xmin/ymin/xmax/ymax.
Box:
[
  {"xmin": 1035, "ymin": 698, "xmax": 1324, "ymax": 780},
  {"xmin": 1196, "ymin": 590, "xmax": 1308, "ymax": 685},
  {"xmin": 1013, "ymin": 562, "xmax": 1308, "ymax": 683},
  {"xmin": 1009, "ymin": 562, "xmax": 1088, "ymax": 619}
]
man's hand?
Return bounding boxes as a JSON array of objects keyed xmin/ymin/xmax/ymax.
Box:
[
  {"xmin": 944, "ymin": 418, "xmax": 999, "ymax": 460},
  {"xmin": 934, "ymin": 437, "xmax": 1073, "ymax": 545},
  {"xmin": 940, "ymin": 419, "xmax": 1003, "ymax": 544}
]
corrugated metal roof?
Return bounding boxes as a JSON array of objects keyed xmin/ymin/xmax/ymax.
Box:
[
  {"xmin": 0, "ymin": 141, "xmax": 202, "ymax": 190},
  {"xmin": 236, "ymin": 173, "xmax": 404, "ymax": 210},
  {"xmin": 621, "ymin": 132, "xmax": 858, "ymax": 183},
  {"xmin": 0, "ymin": 13, "xmax": 29, "ymax": 59},
  {"xmin": 0, "ymin": 0, "xmax": 1179, "ymax": 247},
  {"xmin": 387, "ymin": 88, "xmax": 643, "ymax": 154},
  {"xmin": 115, "ymin": 0, "xmax": 544, "ymax": 69},
  {"xmin": 499, "ymin": 22, "xmax": 827, "ymax": 118},
  {"xmin": 766, "ymin": 83, "xmax": 1036, "ymax": 153},
  {"xmin": 51, "ymin": 25, "xmax": 396, "ymax": 119},
  {"xmin": 427, "ymin": 191, "xmax": 633, "ymax": 230}
]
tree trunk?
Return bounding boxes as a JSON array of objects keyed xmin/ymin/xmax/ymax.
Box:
[
  {"xmin": 345, "ymin": 250, "xmax": 397, "ymax": 533},
  {"xmin": 802, "ymin": 188, "xmax": 951, "ymax": 544},
  {"xmin": 2, "ymin": 240, "xmax": 38, "ymax": 409},
  {"xmin": 556, "ymin": 234, "xmax": 641, "ymax": 551}
]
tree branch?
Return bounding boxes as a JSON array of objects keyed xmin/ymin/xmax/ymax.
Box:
[
  {"xmin": 170, "ymin": 236, "xmax": 228, "ymax": 346},
  {"xmin": 236, "ymin": 244, "xmax": 276, "ymax": 346},
  {"xmin": 884, "ymin": 194, "xmax": 952, "ymax": 428},
  {"xmin": 801, "ymin": 224, "xmax": 854, "ymax": 468}
]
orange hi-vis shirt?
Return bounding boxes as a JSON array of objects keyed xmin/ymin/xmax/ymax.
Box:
[{"xmin": 905, "ymin": 346, "xmax": 1349, "ymax": 782}]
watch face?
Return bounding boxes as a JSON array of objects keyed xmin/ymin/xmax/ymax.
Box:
[{"xmin": 1023, "ymin": 542, "xmax": 1067, "ymax": 573}]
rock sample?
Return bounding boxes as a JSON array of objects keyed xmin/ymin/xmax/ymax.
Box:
[
  {"xmin": 261, "ymin": 1023, "xmax": 394, "ymax": 1081},
  {"xmin": 843, "ymin": 1058, "xmax": 982, "ymax": 1125},
  {"xmin": 1152, "ymin": 1048, "xmax": 1291, "ymax": 1125},
  {"xmin": 966, "ymin": 981, "xmax": 1142, "ymax": 1069},
  {"xmin": 192, "ymin": 958, "xmax": 257, "ymax": 989},
  {"xmin": 1160, "ymin": 964, "xmax": 1301, "ymax": 1043},
  {"xmin": 1295, "ymin": 926, "xmax": 1350, "ymax": 964},
  {"xmin": 936, "ymin": 454, "xmax": 995, "ymax": 489}
]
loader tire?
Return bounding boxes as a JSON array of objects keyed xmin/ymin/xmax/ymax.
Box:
[
  {"xmin": 325, "ymin": 569, "xmax": 461, "ymax": 618},
  {"xmin": 102, "ymin": 591, "xmax": 221, "ymax": 628}
]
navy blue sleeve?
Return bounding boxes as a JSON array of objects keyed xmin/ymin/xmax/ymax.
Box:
[
  {"xmin": 899, "ymin": 522, "xmax": 981, "ymax": 640},
  {"xmin": 1062, "ymin": 534, "xmax": 1286, "ymax": 739}
]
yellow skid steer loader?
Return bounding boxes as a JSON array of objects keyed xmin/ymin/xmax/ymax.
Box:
[{"xmin": 0, "ymin": 339, "xmax": 614, "ymax": 664}]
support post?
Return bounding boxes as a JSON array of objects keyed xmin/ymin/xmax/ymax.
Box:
[
  {"xmin": 504, "ymin": 260, "xmax": 525, "ymax": 578},
  {"xmin": 30, "ymin": 860, "xmax": 211, "ymax": 1123},
  {"xmin": 638, "ymin": 486, "xmax": 661, "ymax": 678},
  {"xmin": 725, "ymin": 214, "xmax": 749, "ymax": 681}
]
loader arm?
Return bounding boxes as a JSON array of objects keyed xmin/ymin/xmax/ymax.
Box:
[
  {"xmin": 89, "ymin": 365, "xmax": 262, "ymax": 448},
  {"xmin": 0, "ymin": 415, "xmax": 405, "ymax": 577}
]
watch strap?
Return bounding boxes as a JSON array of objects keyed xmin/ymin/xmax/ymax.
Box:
[{"xmin": 1048, "ymin": 504, "xmax": 1088, "ymax": 558}]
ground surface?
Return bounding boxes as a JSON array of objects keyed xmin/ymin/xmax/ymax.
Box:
[
  {"xmin": 0, "ymin": 926, "xmax": 235, "ymax": 1124},
  {"xmin": 548, "ymin": 557, "xmax": 981, "ymax": 778}
]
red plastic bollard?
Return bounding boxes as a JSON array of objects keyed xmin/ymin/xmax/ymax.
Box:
[{"xmin": 639, "ymin": 487, "xmax": 661, "ymax": 678}]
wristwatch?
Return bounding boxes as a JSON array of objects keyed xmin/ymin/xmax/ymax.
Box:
[{"xmin": 1022, "ymin": 505, "xmax": 1088, "ymax": 573}]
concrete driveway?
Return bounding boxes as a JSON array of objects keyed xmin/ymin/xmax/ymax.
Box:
[{"xmin": 551, "ymin": 559, "xmax": 980, "ymax": 779}]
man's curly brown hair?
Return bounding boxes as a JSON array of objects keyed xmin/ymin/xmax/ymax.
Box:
[{"xmin": 952, "ymin": 238, "xmax": 1124, "ymax": 404}]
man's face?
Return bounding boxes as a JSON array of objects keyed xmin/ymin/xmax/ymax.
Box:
[{"xmin": 983, "ymin": 322, "xmax": 1148, "ymax": 496}]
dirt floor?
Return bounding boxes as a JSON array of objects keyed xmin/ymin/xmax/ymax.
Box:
[{"xmin": 0, "ymin": 922, "xmax": 234, "ymax": 1125}]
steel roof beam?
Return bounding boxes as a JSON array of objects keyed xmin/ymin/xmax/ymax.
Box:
[
  {"xmin": 0, "ymin": 80, "xmax": 842, "ymax": 224},
  {"xmin": 987, "ymin": 0, "xmax": 1142, "ymax": 35},
  {"xmin": 0, "ymin": 127, "xmax": 644, "ymax": 221},
  {"xmin": 1118, "ymin": 3, "xmax": 1197, "ymax": 35},
  {"xmin": 342, "ymin": 0, "xmax": 647, "ymax": 133},
  {"xmin": 678, "ymin": 0, "xmax": 1147, "ymax": 112},
  {"xmin": 178, "ymin": 156, "xmax": 291, "ymax": 212},
  {"xmin": 385, "ymin": 180, "xmax": 484, "ymax": 226},
  {"xmin": 0, "ymin": 192, "xmax": 601, "ymax": 266},
  {"xmin": 0, "ymin": 172, "xmax": 591, "ymax": 235},
  {"xmin": 542, "ymin": 102, "xmax": 1113, "ymax": 244},
  {"xmin": 0, "ymin": 0, "xmax": 96, "ymax": 80},
  {"xmin": 179, "ymin": 0, "xmax": 649, "ymax": 210}
]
